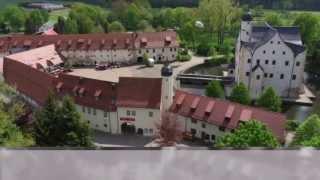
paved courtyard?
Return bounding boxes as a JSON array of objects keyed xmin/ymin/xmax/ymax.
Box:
[{"xmin": 68, "ymin": 56, "xmax": 205, "ymax": 83}]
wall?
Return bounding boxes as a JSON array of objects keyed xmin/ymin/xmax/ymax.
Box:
[{"xmin": 117, "ymin": 107, "xmax": 161, "ymax": 136}]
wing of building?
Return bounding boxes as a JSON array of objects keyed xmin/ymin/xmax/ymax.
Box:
[
  {"xmin": 0, "ymin": 31, "xmax": 179, "ymax": 72},
  {"xmin": 170, "ymin": 90, "xmax": 286, "ymax": 143},
  {"xmin": 233, "ymin": 12, "xmax": 306, "ymax": 99}
]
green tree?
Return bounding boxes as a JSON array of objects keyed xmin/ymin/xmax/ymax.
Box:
[
  {"xmin": 54, "ymin": 16, "xmax": 66, "ymax": 34},
  {"xmin": 199, "ymin": 0, "xmax": 236, "ymax": 45},
  {"xmin": 25, "ymin": 10, "xmax": 46, "ymax": 34},
  {"xmin": 64, "ymin": 19, "xmax": 78, "ymax": 34},
  {"xmin": 58, "ymin": 96, "xmax": 92, "ymax": 147},
  {"xmin": 265, "ymin": 13, "xmax": 283, "ymax": 26},
  {"xmin": 291, "ymin": 114, "xmax": 320, "ymax": 146},
  {"xmin": 293, "ymin": 13, "xmax": 319, "ymax": 46},
  {"xmin": 205, "ymin": 81, "xmax": 224, "ymax": 98},
  {"xmin": 256, "ymin": 87, "xmax": 282, "ymax": 112},
  {"xmin": 302, "ymin": 135, "xmax": 320, "ymax": 147},
  {"xmin": 109, "ymin": 21, "xmax": 125, "ymax": 32},
  {"xmin": 229, "ymin": 82, "xmax": 251, "ymax": 105},
  {"xmin": 34, "ymin": 93, "xmax": 92, "ymax": 147},
  {"xmin": 216, "ymin": 120, "xmax": 279, "ymax": 148},
  {"xmin": 3, "ymin": 6, "xmax": 26, "ymax": 32},
  {"xmin": 0, "ymin": 104, "xmax": 34, "ymax": 147},
  {"xmin": 77, "ymin": 15, "xmax": 95, "ymax": 34}
]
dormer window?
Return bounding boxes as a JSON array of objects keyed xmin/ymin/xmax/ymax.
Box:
[
  {"xmin": 94, "ymin": 90, "xmax": 102, "ymax": 100},
  {"xmin": 79, "ymin": 87, "xmax": 85, "ymax": 97},
  {"xmin": 56, "ymin": 82, "xmax": 63, "ymax": 92},
  {"xmin": 72, "ymin": 86, "xmax": 79, "ymax": 96}
]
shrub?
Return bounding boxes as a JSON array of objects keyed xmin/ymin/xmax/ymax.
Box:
[{"xmin": 286, "ymin": 120, "xmax": 300, "ymax": 132}]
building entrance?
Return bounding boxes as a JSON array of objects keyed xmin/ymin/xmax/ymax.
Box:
[{"xmin": 121, "ymin": 122, "xmax": 136, "ymax": 134}]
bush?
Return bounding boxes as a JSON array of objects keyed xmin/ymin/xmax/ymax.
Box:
[
  {"xmin": 286, "ymin": 120, "xmax": 300, "ymax": 132},
  {"xmin": 177, "ymin": 49, "xmax": 191, "ymax": 62},
  {"xmin": 195, "ymin": 42, "xmax": 214, "ymax": 56}
]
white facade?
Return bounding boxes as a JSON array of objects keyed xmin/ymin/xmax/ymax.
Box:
[
  {"xmin": 177, "ymin": 115, "xmax": 230, "ymax": 143},
  {"xmin": 234, "ymin": 18, "xmax": 306, "ymax": 99}
]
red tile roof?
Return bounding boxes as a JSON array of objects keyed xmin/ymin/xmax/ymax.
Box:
[
  {"xmin": 54, "ymin": 74, "xmax": 117, "ymax": 111},
  {"xmin": 170, "ymin": 90, "xmax": 286, "ymax": 142},
  {"xmin": 116, "ymin": 77, "xmax": 162, "ymax": 109},
  {"xmin": 3, "ymin": 45, "xmax": 163, "ymax": 111},
  {"xmin": 0, "ymin": 31, "xmax": 179, "ymax": 53}
]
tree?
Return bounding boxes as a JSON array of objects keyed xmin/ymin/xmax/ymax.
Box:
[
  {"xmin": 58, "ymin": 96, "xmax": 92, "ymax": 147},
  {"xmin": 54, "ymin": 16, "xmax": 66, "ymax": 34},
  {"xmin": 3, "ymin": 6, "xmax": 26, "ymax": 32},
  {"xmin": 302, "ymin": 135, "xmax": 320, "ymax": 147},
  {"xmin": 25, "ymin": 10, "xmax": 46, "ymax": 34},
  {"xmin": 229, "ymin": 82, "xmax": 251, "ymax": 105},
  {"xmin": 0, "ymin": 102, "xmax": 34, "ymax": 147},
  {"xmin": 291, "ymin": 114, "xmax": 320, "ymax": 146},
  {"xmin": 34, "ymin": 93, "xmax": 92, "ymax": 147},
  {"xmin": 293, "ymin": 13, "xmax": 319, "ymax": 46},
  {"xmin": 198, "ymin": 0, "xmax": 236, "ymax": 45},
  {"xmin": 265, "ymin": 13, "xmax": 283, "ymax": 26},
  {"xmin": 216, "ymin": 120, "xmax": 279, "ymax": 148},
  {"xmin": 77, "ymin": 15, "xmax": 95, "ymax": 34},
  {"xmin": 256, "ymin": 87, "xmax": 282, "ymax": 112},
  {"xmin": 205, "ymin": 81, "xmax": 224, "ymax": 98},
  {"xmin": 64, "ymin": 19, "xmax": 78, "ymax": 34},
  {"xmin": 109, "ymin": 21, "xmax": 125, "ymax": 32},
  {"xmin": 155, "ymin": 112, "xmax": 183, "ymax": 146}
]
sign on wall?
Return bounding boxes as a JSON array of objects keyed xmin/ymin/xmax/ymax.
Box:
[{"xmin": 120, "ymin": 117, "xmax": 135, "ymax": 122}]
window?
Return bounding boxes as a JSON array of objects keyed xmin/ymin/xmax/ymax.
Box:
[
  {"xmin": 296, "ymin": 62, "xmax": 300, "ymax": 66},
  {"xmin": 257, "ymin": 75, "xmax": 260, "ymax": 80},
  {"xmin": 104, "ymin": 124, "xmax": 107, "ymax": 128},
  {"xmin": 283, "ymin": 51, "xmax": 286, "ymax": 55},
  {"xmin": 170, "ymin": 48, "xmax": 173, "ymax": 52},
  {"xmin": 82, "ymin": 106, "xmax": 85, "ymax": 113},
  {"xmin": 272, "ymin": 50, "xmax": 275, "ymax": 54},
  {"xmin": 263, "ymin": 50, "xmax": 266, "ymax": 54},
  {"xmin": 149, "ymin": 111, "xmax": 153, "ymax": 117},
  {"xmin": 230, "ymin": 70, "xmax": 234, "ymax": 74},
  {"xmin": 278, "ymin": 41, "xmax": 281, "ymax": 44},
  {"xmin": 269, "ymin": 73, "xmax": 274, "ymax": 78},
  {"xmin": 191, "ymin": 129, "xmax": 197, "ymax": 135},
  {"xmin": 264, "ymin": 73, "xmax": 268, "ymax": 78},
  {"xmin": 126, "ymin": 110, "xmax": 130, "ymax": 116},
  {"xmin": 132, "ymin": 111, "xmax": 136, "ymax": 116},
  {"xmin": 93, "ymin": 109, "xmax": 96, "ymax": 116},
  {"xmin": 247, "ymin": 58, "xmax": 251, "ymax": 63},
  {"xmin": 88, "ymin": 107, "xmax": 91, "ymax": 114},
  {"xmin": 144, "ymin": 128, "xmax": 148, "ymax": 134},
  {"xmin": 292, "ymin": 74, "xmax": 297, "ymax": 80},
  {"xmin": 138, "ymin": 50, "xmax": 142, "ymax": 54},
  {"xmin": 272, "ymin": 60, "xmax": 276, "ymax": 65},
  {"xmin": 246, "ymin": 72, "xmax": 250, "ymax": 76},
  {"xmin": 104, "ymin": 111, "xmax": 108, "ymax": 117},
  {"xmin": 149, "ymin": 129, "xmax": 153, "ymax": 134},
  {"xmin": 202, "ymin": 123, "xmax": 206, "ymax": 128},
  {"xmin": 191, "ymin": 118, "xmax": 197, "ymax": 124},
  {"xmin": 146, "ymin": 49, "xmax": 149, "ymax": 53},
  {"xmin": 280, "ymin": 74, "xmax": 284, "ymax": 79},
  {"xmin": 256, "ymin": 59, "xmax": 260, "ymax": 65},
  {"xmin": 153, "ymin": 49, "xmax": 155, "ymax": 53},
  {"xmin": 211, "ymin": 135, "xmax": 216, "ymax": 141},
  {"xmin": 162, "ymin": 48, "xmax": 164, "ymax": 52},
  {"xmin": 219, "ymin": 126, "xmax": 226, "ymax": 132},
  {"xmin": 265, "ymin": 60, "xmax": 269, "ymax": 64},
  {"xmin": 174, "ymin": 48, "xmax": 177, "ymax": 51},
  {"xmin": 270, "ymin": 41, "xmax": 274, "ymax": 44},
  {"xmin": 285, "ymin": 61, "xmax": 289, "ymax": 66}
]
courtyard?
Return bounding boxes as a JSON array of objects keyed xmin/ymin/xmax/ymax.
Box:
[{"xmin": 67, "ymin": 55, "xmax": 205, "ymax": 83}]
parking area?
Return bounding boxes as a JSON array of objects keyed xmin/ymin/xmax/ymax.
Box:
[{"xmin": 68, "ymin": 56, "xmax": 205, "ymax": 83}]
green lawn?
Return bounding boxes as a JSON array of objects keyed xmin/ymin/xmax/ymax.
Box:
[{"xmin": 49, "ymin": 8, "xmax": 70, "ymax": 23}]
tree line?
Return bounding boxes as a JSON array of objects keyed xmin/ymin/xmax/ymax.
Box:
[{"xmin": 240, "ymin": 0, "xmax": 320, "ymax": 10}]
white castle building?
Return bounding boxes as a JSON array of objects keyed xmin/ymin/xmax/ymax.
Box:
[{"xmin": 232, "ymin": 12, "xmax": 306, "ymax": 99}]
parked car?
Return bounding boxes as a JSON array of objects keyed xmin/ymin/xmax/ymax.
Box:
[{"xmin": 95, "ymin": 64, "xmax": 107, "ymax": 70}]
